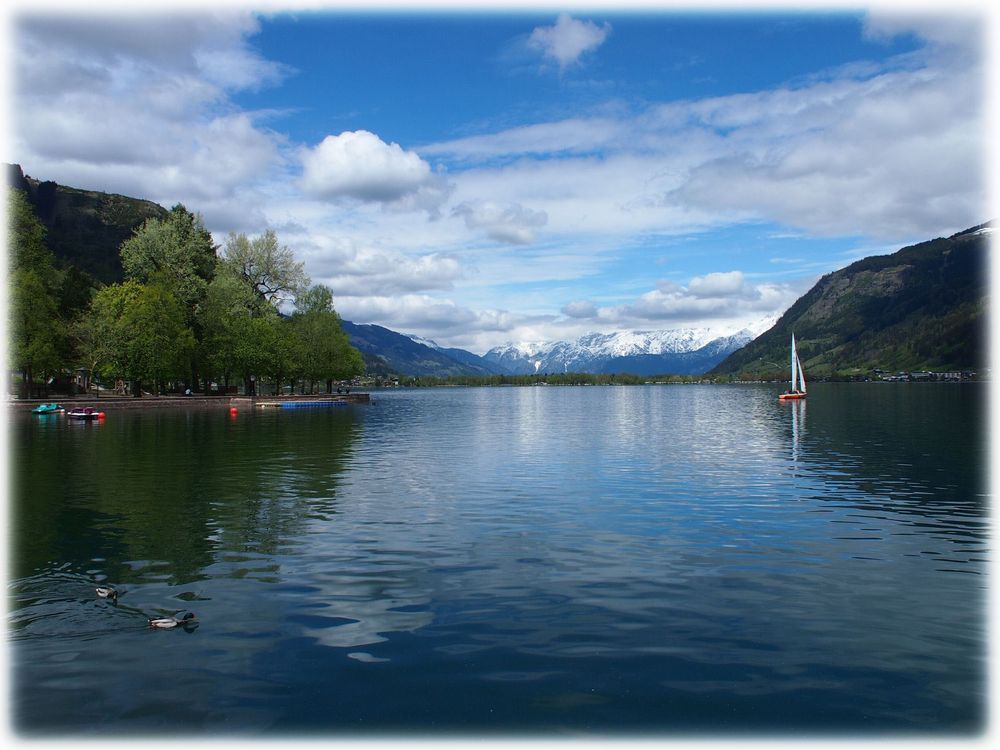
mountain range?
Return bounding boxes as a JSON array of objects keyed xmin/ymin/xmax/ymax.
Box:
[
  {"xmin": 339, "ymin": 320, "xmax": 500, "ymax": 377},
  {"xmin": 477, "ymin": 323, "xmax": 774, "ymax": 376},
  {"xmin": 340, "ymin": 320, "xmax": 773, "ymax": 378}
]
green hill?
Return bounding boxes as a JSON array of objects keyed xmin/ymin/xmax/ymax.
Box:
[
  {"xmin": 6, "ymin": 163, "xmax": 167, "ymax": 284},
  {"xmin": 711, "ymin": 224, "xmax": 990, "ymax": 379}
]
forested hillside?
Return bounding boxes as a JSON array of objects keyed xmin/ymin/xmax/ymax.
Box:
[{"xmin": 711, "ymin": 224, "xmax": 990, "ymax": 379}]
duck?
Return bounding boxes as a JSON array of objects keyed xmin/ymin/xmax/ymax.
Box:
[
  {"xmin": 95, "ymin": 586, "xmax": 121, "ymax": 600},
  {"xmin": 148, "ymin": 612, "xmax": 197, "ymax": 629}
]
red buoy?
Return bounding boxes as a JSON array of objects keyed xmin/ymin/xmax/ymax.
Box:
[{"xmin": 229, "ymin": 407, "xmax": 238, "ymax": 416}]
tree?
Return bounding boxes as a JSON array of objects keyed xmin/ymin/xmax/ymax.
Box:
[
  {"xmin": 290, "ymin": 284, "xmax": 364, "ymax": 392},
  {"xmin": 84, "ymin": 280, "xmax": 144, "ymax": 387},
  {"xmin": 198, "ymin": 267, "xmax": 288, "ymax": 396},
  {"xmin": 120, "ymin": 204, "xmax": 216, "ymax": 388},
  {"xmin": 8, "ymin": 188, "xmax": 53, "ymax": 275},
  {"xmin": 229, "ymin": 311, "xmax": 285, "ymax": 397},
  {"xmin": 198, "ymin": 271, "xmax": 258, "ymax": 389},
  {"xmin": 84, "ymin": 280, "xmax": 194, "ymax": 395},
  {"xmin": 120, "ymin": 204, "xmax": 217, "ymax": 312},
  {"xmin": 222, "ymin": 230, "xmax": 309, "ymax": 309},
  {"xmin": 9, "ymin": 269, "xmax": 64, "ymax": 396},
  {"xmin": 119, "ymin": 282, "xmax": 196, "ymax": 394},
  {"xmin": 7, "ymin": 188, "xmax": 67, "ymax": 396}
]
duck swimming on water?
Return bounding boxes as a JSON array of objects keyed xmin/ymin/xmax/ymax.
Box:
[
  {"xmin": 95, "ymin": 586, "xmax": 121, "ymax": 600},
  {"xmin": 148, "ymin": 613, "xmax": 197, "ymax": 629}
]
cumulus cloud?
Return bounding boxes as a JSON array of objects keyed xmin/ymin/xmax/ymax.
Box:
[
  {"xmin": 605, "ymin": 272, "xmax": 805, "ymax": 327},
  {"xmin": 659, "ymin": 17, "xmax": 985, "ymax": 240},
  {"xmin": 452, "ymin": 201, "xmax": 548, "ymax": 244},
  {"xmin": 299, "ymin": 130, "xmax": 448, "ymax": 207},
  {"xmin": 12, "ymin": 12, "xmax": 289, "ymax": 227},
  {"xmin": 562, "ymin": 300, "xmax": 598, "ymax": 318},
  {"xmin": 528, "ymin": 14, "xmax": 611, "ymax": 70},
  {"xmin": 687, "ymin": 271, "xmax": 752, "ymax": 298},
  {"xmin": 334, "ymin": 294, "xmax": 537, "ymax": 345},
  {"xmin": 300, "ymin": 238, "xmax": 464, "ymax": 298},
  {"xmin": 863, "ymin": 11, "xmax": 983, "ymax": 62}
]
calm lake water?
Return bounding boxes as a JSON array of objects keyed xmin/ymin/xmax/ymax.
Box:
[{"xmin": 7, "ymin": 384, "xmax": 989, "ymax": 737}]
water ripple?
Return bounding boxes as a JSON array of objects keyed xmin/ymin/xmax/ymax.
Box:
[{"xmin": 7, "ymin": 384, "xmax": 987, "ymax": 734}]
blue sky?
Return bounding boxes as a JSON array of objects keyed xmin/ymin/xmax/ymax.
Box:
[{"xmin": 5, "ymin": 1, "xmax": 991, "ymax": 353}]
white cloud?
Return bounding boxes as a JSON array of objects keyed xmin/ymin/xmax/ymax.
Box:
[
  {"xmin": 688, "ymin": 270, "xmax": 751, "ymax": 298},
  {"xmin": 452, "ymin": 201, "xmax": 548, "ymax": 244},
  {"xmin": 605, "ymin": 272, "xmax": 805, "ymax": 328},
  {"xmin": 562, "ymin": 300, "xmax": 598, "ymax": 319},
  {"xmin": 298, "ymin": 237, "xmax": 463, "ymax": 298},
  {"xmin": 527, "ymin": 14, "xmax": 611, "ymax": 70},
  {"xmin": 422, "ymin": 117, "xmax": 624, "ymax": 162},
  {"xmin": 863, "ymin": 11, "xmax": 983, "ymax": 61},
  {"xmin": 12, "ymin": 11, "xmax": 289, "ymax": 225},
  {"xmin": 299, "ymin": 130, "xmax": 445, "ymax": 205},
  {"xmin": 423, "ymin": 13, "xmax": 985, "ymax": 244},
  {"xmin": 336, "ymin": 294, "xmax": 525, "ymax": 339}
]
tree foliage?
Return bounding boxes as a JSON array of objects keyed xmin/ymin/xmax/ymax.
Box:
[
  {"xmin": 120, "ymin": 204, "xmax": 216, "ymax": 320},
  {"xmin": 118, "ymin": 282, "xmax": 196, "ymax": 390},
  {"xmin": 290, "ymin": 285, "xmax": 364, "ymax": 388},
  {"xmin": 9, "ymin": 184, "xmax": 364, "ymax": 396},
  {"xmin": 7, "ymin": 189, "xmax": 68, "ymax": 394},
  {"xmin": 222, "ymin": 230, "xmax": 309, "ymax": 309},
  {"xmin": 8, "ymin": 188, "xmax": 52, "ymax": 276},
  {"xmin": 10, "ymin": 269, "xmax": 64, "ymax": 391}
]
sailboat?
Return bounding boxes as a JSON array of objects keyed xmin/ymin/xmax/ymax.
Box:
[{"xmin": 778, "ymin": 333, "xmax": 807, "ymax": 400}]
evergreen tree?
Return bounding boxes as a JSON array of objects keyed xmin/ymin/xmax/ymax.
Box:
[{"xmin": 7, "ymin": 189, "xmax": 67, "ymax": 396}]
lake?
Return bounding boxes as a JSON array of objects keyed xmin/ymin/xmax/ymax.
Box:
[{"xmin": 6, "ymin": 383, "xmax": 989, "ymax": 737}]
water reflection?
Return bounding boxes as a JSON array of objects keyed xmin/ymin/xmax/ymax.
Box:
[
  {"xmin": 8, "ymin": 386, "xmax": 988, "ymax": 734},
  {"xmin": 788, "ymin": 396, "xmax": 806, "ymax": 463}
]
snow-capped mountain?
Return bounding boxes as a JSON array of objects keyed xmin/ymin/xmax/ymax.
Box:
[{"xmin": 483, "ymin": 319, "xmax": 774, "ymax": 376}]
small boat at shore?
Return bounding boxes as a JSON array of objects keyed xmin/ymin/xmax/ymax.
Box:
[
  {"xmin": 779, "ymin": 334, "xmax": 807, "ymax": 401},
  {"xmin": 31, "ymin": 403, "xmax": 64, "ymax": 414},
  {"xmin": 66, "ymin": 406, "xmax": 106, "ymax": 420}
]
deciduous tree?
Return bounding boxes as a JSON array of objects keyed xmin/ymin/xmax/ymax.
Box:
[
  {"xmin": 290, "ymin": 284, "xmax": 364, "ymax": 392},
  {"xmin": 222, "ymin": 230, "xmax": 309, "ymax": 309}
]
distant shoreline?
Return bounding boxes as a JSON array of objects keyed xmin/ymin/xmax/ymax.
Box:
[{"xmin": 6, "ymin": 378, "xmax": 984, "ymax": 410}]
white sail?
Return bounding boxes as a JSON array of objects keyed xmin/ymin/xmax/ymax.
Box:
[
  {"xmin": 796, "ymin": 350, "xmax": 806, "ymax": 393},
  {"xmin": 790, "ymin": 333, "xmax": 798, "ymax": 391}
]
